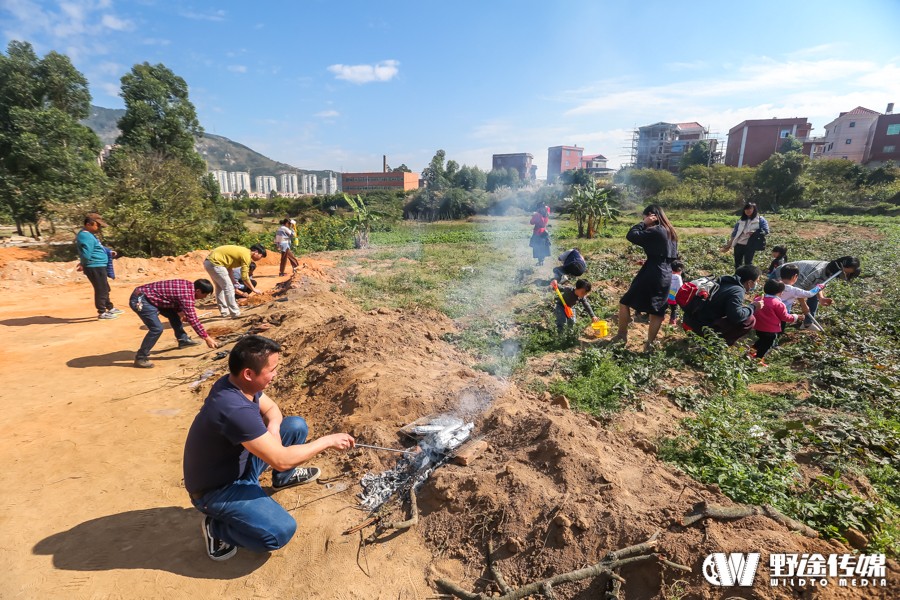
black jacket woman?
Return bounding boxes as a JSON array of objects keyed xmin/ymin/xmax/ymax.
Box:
[
  {"xmin": 612, "ymin": 205, "xmax": 679, "ymax": 351},
  {"xmin": 722, "ymin": 202, "xmax": 770, "ymax": 270}
]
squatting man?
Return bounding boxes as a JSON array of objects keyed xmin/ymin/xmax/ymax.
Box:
[{"xmin": 183, "ymin": 335, "xmax": 356, "ymax": 560}]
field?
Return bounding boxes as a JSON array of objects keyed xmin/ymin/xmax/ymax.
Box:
[{"xmin": 342, "ymin": 210, "xmax": 900, "ymax": 555}]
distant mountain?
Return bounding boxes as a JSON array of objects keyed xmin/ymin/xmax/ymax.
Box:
[{"xmin": 81, "ymin": 105, "xmax": 330, "ymax": 179}]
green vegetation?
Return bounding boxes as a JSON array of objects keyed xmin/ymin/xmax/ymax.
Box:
[{"xmin": 339, "ymin": 210, "xmax": 900, "ymax": 554}]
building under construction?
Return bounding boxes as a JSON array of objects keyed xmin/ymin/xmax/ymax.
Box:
[{"xmin": 630, "ymin": 122, "xmax": 716, "ymax": 172}]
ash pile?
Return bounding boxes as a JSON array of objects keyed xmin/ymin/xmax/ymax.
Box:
[{"xmin": 358, "ymin": 415, "xmax": 473, "ymax": 512}]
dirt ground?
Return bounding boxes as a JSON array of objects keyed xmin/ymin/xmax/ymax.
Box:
[{"xmin": 0, "ymin": 247, "xmax": 896, "ymax": 600}]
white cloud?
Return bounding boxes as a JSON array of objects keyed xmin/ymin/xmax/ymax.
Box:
[
  {"xmin": 141, "ymin": 37, "xmax": 171, "ymax": 46},
  {"xmin": 315, "ymin": 110, "xmax": 340, "ymax": 118},
  {"xmin": 99, "ymin": 81, "xmax": 120, "ymax": 97},
  {"xmin": 179, "ymin": 9, "xmax": 226, "ymax": 22},
  {"xmin": 101, "ymin": 14, "xmax": 133, "ymax": 31},
  {"xmin": 227, "ymin": 65, "xmax": 247, "ymax": 73},
  {"xmin": 327, "ymin": 59, "xmax": 399, "ymax": 84}
]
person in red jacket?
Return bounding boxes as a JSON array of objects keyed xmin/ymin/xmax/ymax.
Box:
[
  {"xmin": 749, "ymin": 278, "xmax": 799, "ymax": 366},
  {"xmin": 529, "ymin": 206, "xmax": 551, "ymax": 266}
]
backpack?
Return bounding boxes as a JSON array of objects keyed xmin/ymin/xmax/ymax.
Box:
[
  {"xmin": 564, "ymin": 251, "xmax": 587, "ymax": 275},
  {"xmin": 675, "ymin": 276, "xmax": 719, "ymax": 315}
]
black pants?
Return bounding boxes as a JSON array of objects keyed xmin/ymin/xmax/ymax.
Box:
[
  {"xmin": 84, "ymin": 266, "xmax": 113, "ymax": 314},
  {"xmin": 733, "ymin": 244, "xmax": 756, "ymax": 270},
  {"xmin": 753, "ymin": 331, "xmax": 779, "ymax": 358}
]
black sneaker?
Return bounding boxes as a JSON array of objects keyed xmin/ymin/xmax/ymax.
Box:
[
  {"xmin": 201, "ymin": 516, "xmax": 237, "ymax": 561},
  {"xmin": 271, "ymin": 467, "xmax": 321, "ymax": 490},
  {"xmin": 178, "ymin": 338, "xmax": 201, "ymax": 348}
]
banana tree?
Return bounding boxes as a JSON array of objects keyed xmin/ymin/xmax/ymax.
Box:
[
  {"xmin": 342, "ymin": 193, "xmax": 381, "ymax": 248},
  {"xmin": 565, "ymin": 179, "xmax": 620, "ymax": 238}
]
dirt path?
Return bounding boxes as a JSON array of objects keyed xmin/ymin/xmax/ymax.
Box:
[{"xmin": 0, "ymin": 252, "xmax": 455, "ymax": 600}]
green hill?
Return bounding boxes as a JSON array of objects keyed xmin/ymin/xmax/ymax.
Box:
[{"xmin": 82, "ymin": 105, "xmax": 331, "ymax": 179}]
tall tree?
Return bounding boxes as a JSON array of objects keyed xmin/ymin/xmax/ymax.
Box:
[
  {"xmin": 116, "ymin": 62, "xmax": 204, "ymax": 172},
  {"xmin": 0, "ymin": 41, "xmax": 104, "ymax": 236},
  {"xmin": 105, "ymin": 153, "xmax": 216, "ymax": 256},
  {"xmin": 755, "ymin": 151, "xmax": 807, "ymax": 210},
  {"xmin": 680, "ymin": 140, "xmax": 712, "ymax": 172}
]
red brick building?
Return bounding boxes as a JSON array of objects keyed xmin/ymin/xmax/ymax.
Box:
[
  {"xmin": 341, "ymin": 171, "xmax": 419, "ymax": 194},
  {"xmin": 725, "ymin": 118, "xmax": 813, "ymax": 167},
  {"xmin": 546, "ymin": 145, "xmax": 583, "ymax": 183},
  {"xmin": 863, "ymin": 112, "xmax": 900, "ymax": 165}
]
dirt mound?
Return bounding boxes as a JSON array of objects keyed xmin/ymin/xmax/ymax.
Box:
[{"xmin": 224, "ymin": 282, "xmax": 896, "ymax": 599}]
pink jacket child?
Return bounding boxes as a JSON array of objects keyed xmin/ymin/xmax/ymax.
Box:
[
  {"xmin": 754, "ymin": 294, "xmax": 799, "ymax": 332},
  {"xmin": 751, "ymin": 278, "xmax": 800, "ymax": 363}
]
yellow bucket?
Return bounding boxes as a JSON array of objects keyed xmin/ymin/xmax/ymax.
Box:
[{"xmin": 591, "ymin": 320, "xmax": 609, "ymax": 336}]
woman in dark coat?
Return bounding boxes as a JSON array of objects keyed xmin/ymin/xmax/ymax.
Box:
[
  {"xmin": 611, "ymin": 204, "xmax": 679, "ymax": 351},
  {"xmin": 529, "ymin": 206, "xmax": 551, "ymax": 266}
]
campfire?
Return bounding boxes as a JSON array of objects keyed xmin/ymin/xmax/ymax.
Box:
[{"xmin": 358, "ymin": 415, "xmax": 474, "ymax": 512}]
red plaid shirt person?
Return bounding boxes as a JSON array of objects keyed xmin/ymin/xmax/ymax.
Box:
[{"xmin": 135, "ymin": 279, "xmax": 208, "ymax": 339}]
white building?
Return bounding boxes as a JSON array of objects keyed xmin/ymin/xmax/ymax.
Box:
[
  {"xmin": 321, "ymin": 172, "xmax": 339, "ymax": 194},
  {"xmin": 229, "ymin": 171, "xmax": 251, "ymax": 194},
  {"xmin": 280, "ymin": 173, "xmax": 299, "ymax": 195},
  {"xmin": 210, "ymin": 170, "xmax": 230, "ymax": 193},
  {"xmin": 256, "ymin": 175, "xmax": 278, "ymax": 195},
  {"xmin": 302, "ymin": 173, "xmax": 318, "ymax": 195}
]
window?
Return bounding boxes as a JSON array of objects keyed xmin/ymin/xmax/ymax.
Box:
[
  {"xmin": 780, "ymin": 129, "xmax": 791, "ymax": 138},
  {"xmin": 885, "ymin": 145, "xmax": 897, "ymax": 153},
  {"xmin": 845, "ymin": 139, "xmax": 852, "ymax": 144},
  {"xmin": 849, "ymin": 121, "xmax": 856, "ymax": 128},
  {"xmin": 565, "ymin": 161, "xmax": 569, "ymax": 167},
  {"xmin": 887, "ymin": 124, "xmax": 900, "ymax": 135}
]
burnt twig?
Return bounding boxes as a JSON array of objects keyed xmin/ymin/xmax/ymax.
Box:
[
  {"xmin": 436, "ymin": 532, "xmax": 685, "ymax": 600},
  {"xmin": 680, "ymin": 501, "xmax": 818, "ymax": 538}
]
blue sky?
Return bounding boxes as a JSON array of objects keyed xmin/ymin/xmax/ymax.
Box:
[{"xmin": 2, "ymin": 0, "xmax": 899, "ymax": 178}]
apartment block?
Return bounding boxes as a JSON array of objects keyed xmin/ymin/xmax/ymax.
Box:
[
  {"xmin": 279, "ymin": 173, "xmax": 299, "ymax": 195},
  {"xmin": 255, "ymin": 175, "xmax": 277, "ymax": 195},
  {"xmin": 725, "ymin": 118, "xmax": 813, "ymax": 167},
  {"xmin": 321, "ymin": 172, "xmax": 339, "ymax": 194},
  {"xmin": 819, "ymin": 106, "xmax": 881, "ymax": 163},
  {"xmin": 863, "ymin": 110, "xmax": 900, "ymax": 165},
  {"xmin": 302, "ymin": 174, "xmax": 317, "ymax": 195},
  {"xmin": 341, "ymin": 171, "xmax": 419, "ymax": 194},
  {"xmin": 210, "ymin": 169, "xmax": 230, "ymax": 193},
  {"xmin": 492, "ymin": 153, "xmax": 536, "ymax": 182},
  {"xmin": 229, "ymin": 172, "xmax": 251, "ymax": 194},
  {"xmin": 546, "ymin": 145, "xmax": 583, "ymax": 183}
]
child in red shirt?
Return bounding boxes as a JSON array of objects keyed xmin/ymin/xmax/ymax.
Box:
[{"xmin": 750, "ymin": 278, "xmax": 800, "ymax": 366}]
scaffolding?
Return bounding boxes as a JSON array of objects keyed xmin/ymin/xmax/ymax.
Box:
[{"xmin": 628, "ymin": 122, "xmax": 720, "ymax": 172}]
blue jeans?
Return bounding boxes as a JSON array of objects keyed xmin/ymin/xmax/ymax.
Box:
[
  {"xmin": 190, "ymin": 416, "xmax": 309, "ymax": 552},
  {"xmin": 555, "ymin": 302, "xmax": 576, "ymax": 333},
  {"xmin": 129, "ymin": 293, "xmax": 190, "ymax": 360},
  {"xmin": 804, "ymin": 294, "xmax": 819, "ymax": 325}
]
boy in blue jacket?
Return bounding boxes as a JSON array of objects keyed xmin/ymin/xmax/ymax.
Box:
[{"xmin": 76, "ymin": 213, "xmax": 122, "ymax": 320}]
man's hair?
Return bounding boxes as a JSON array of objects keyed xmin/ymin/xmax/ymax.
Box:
[
  {"xmin": 229, "ymin": 335, "xmax": 281, "ymax": 376},
  {"xmin": 575, "ymin": 279, "xmax": 592, "ymax": 292},
  {"xmin": 249, "ymin": 261, "xmax": 257, "ymax": 273},
  {"xmin": 779, "ymin": 265, "xmax": 800, "ymax": 280},
  {"xmin": 772, "ymin": 245, "xmax": 787, "ymax": 256},
  {"xmin": 250, "ymin": 243, "xmax": 267, "ymax": 258},
  {"xmin": 671, "ymin": 260, "xmax": 684, "ymax": 272},
  {"xmin": 194, "ymin": 279, "xmax": 213, "ymax": 294},
  {"xmin": 764, "ymin": 278, "xmax": 785, "ymax": 295},
  {"xmin": 735, "ymin": 264, "xmax": 761, "ymax": 283}
]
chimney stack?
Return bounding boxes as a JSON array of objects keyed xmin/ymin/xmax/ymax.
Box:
[
  {"xmin": 887, "ymin": 103, "xmax": 895, "ymax": 115},
  {"xmin": 383, "ymin": 155, "xmax": 388, "ymax": 172}
]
